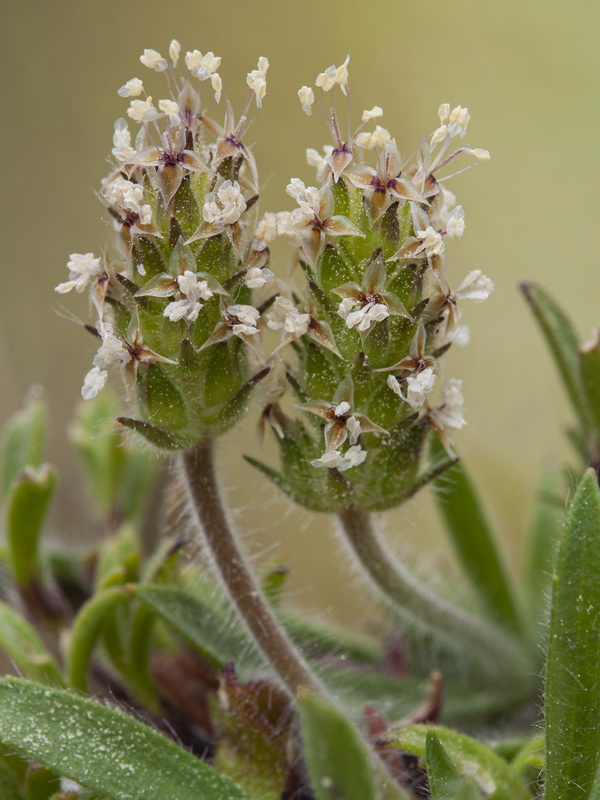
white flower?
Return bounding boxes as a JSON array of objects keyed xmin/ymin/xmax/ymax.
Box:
[
  {"xmin": 255, "ymin": 213, "xmax": 279, "ymax": 244},
  {"xmin": 227, "ymin": 304, "xmax": 260, "ymax": 336},
  {"xmin": 387, "ymin": 367, "xmax": 437, "ymax": 409},
  {"xmin": 311, "ymin": 444, "xmax": 367, "ymax": 471},
  {"xmin": 416, "ymin": 226, "xmax": 444, "ymax": 257},
  {"xmin": 158, "ymin": 99, "xmax": 179, "ymax": 116},
  {"xmin": 164, "ymin": 298, "xmax": 201, "ymax": 322},
  {"xmin": 258, "ymin": 56, "xmax": 269, "ymax": 74},
  {"xmin": 286, "ymin": 179, "xmax": 320, "ymax": 223},
  {"xmin": 81, "ymin": 366, "xmax": 108, "ymax": 400},
  {"xmin": 169, "ymin": 39, "xmax": 181, "ymax": 67},
  {"xmin": 247, "ymin": 68, "xmax": 267, "ymax": 107},
  {"xmin": 55, "ymin": 253, "xmax": 103, "ymax": 295},
  {"xmin": 406, "ymin": 367, "xmax": 437, "ymax": 408},
  {"xmin": 448, "ymin": 105, "xmax": 470, "ymax": 138},
  {"xmin": 468, "ymin": 148, "xmax": 490, "ymax": 160},
  {"xmin": 438, "ymin": 103, "xmax": 451, "ymax": 124},
  {"xmin": 127, "ymin": 97, "xmax": 159, "ymax": 123},
  {"xmin": 111, "ymin": 119, "xmax": 137, "ymax": 163},
  {"xmin": 107, "ymin": 178, "xmax": 147, "ymax": 217},
  {"xmin": 433, "ymin": 378, "xmax": 466, "ymax": 430},
  {"xmin": 185, "ymin": 50, "xmax": 221, "ymax": 79},
  {"xmin": 267, "ymin": 296, "xmax": 310, "ymax": 338},
  {"xmin": 117, "ymin": 78, "xmax": 144, "ymax": 98},
  {"xmin": 341, "ymin": 302, "xmax": 389, "ymax": 332},
  {"xmin": 361, "ymin": 106, "xmax": 383, "ymax": 121},
  {"xmin": 163, "ymin": 270, "xmax": 214, "ymax": 322},
  {"xmin": 298, "ymin": 85, "xmax": 315, "ymax": 116},
  {"xmin": 140, "ymin": 49, "xmax": 167, "ymax": 72},
  {"xmin": 431, "ymin": 125, "xmax": 448, "ymax": 144},
  {"xmin": 335, "ymin": 55, "xmax": 350, "ymax": 94},
  {"xmin": 211, "ymin": 73, "xmax": 223, "ymax": 103},
  {"xmin": 315, "ymin": 65, "xmax": 336, "ymax": 92},
  {"xmin": 178, "ymin": 271, "xmax": 214, "ymax": 301},
  {"xmin": 245, "ymin": 266, "xmax": 274, "ymax": 288},
  {"xmin": 306, "ymin": 146, "xmax": 333, "ymax": 182},
  {"xmin": 454, "ymin": 270, "xmax": 494, "ymax": 302},
  {"xmin": 203, "ymin": 180, "xmax": 247, "ymax": 227},
  {"xmin": 355, "ymin": 125, "xmax": 391, "ymax": 150},
  {"xmin": 446, "ymin": 206, "xmax": 465, "ymax": 238},
  {"xmin": 94, "ymin": 323, "xmax": 130, "ymax": 370},
  {"xmin": 315, "ymin": 55, "xmax": 349, "ymax": 93},
  {"xmin": 447, "ymin": 324, "xmax": 470, "ymax": 347}
]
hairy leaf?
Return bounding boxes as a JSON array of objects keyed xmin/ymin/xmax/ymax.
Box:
[
  {"xmin": 379, "ymin": 724, "xmax": 529, "ymax": 800},
  {"xmin": 544, "ymin": 469, "xmax": 600, "ymax": 800},
  {"xmin": 0, "ymin": 678, "xmax": 251, "ymax": 800}
]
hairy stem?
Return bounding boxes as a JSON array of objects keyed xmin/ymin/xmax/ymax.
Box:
[
  {"xmin": 182, "ymin": 435, "xmax": 322, "ymax": 697},
  {"xmin": 338, "ymin": 505, "xmax": 531, "ymax": 683}
]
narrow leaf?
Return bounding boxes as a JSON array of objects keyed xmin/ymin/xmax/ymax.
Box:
[
  {"xmin": 67, "ymin": 587, "xmax": 131, "ymax": 692},
  {"xmin": 426, "ymin": 731, "xmax": 482, "ymax": 800},
  {"xmin": 544, "ymin": 469, "xmax": 600, "ymax": 800},
  {"xmin": 134, "ymin": 584, "xmax": 262, "ymax": 669},
  {"xmin": 1, "ymin": 395, "xmax": 47, "ymax": 500},
  {"xmin": 521, "ymin": 282, "xmax": 594, "ymax": 432},
  {"xmin": 580, "ymin": 330, "xmax": 600, "ymax": 439},
  {"xmin": 0, "ymin": 678, "xmax": 252, "ymax": 800},
  {"xmin": 5, "ymin": 465, "xmax": 56, "ymax": 587},
  {"xmin": 432, "ymin": 442, "xmax": 522, "ymax": 634},
  {"xmin": 524, "ymin": 468, "xmax": 563, "ymax": 632},
  {"xmin": 0, "ymin": 601, "xmax": 64, "ymax": 686},
  {"xmin": 299, "ymin": 692, "xmax": 378, "ymax": 800},
  {"xmin": 379, "ymin": 724, "xmax": 529, "ymax": 800},
  {"xmin": 0, "ymin": 756, "xmax": 25, "ymax": 800},
  {"xmin": 117, "ymin": 417, "xmax": 194, "ymax": 450}
]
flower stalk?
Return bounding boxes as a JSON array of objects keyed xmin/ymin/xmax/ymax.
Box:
[
  {"xmin": 181, "ymin": 435, "xmax": 323, "ymax": 697},
  {"xmin": 338, "ymin": 505, "xmax": 530, "ymax": 684}
]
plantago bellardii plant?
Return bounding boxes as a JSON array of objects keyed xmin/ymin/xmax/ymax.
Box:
[{"xmin": 0, "ymin": 38, "xmax": 599, "ymax": 800}]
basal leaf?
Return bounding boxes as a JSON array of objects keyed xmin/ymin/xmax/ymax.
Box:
[
  {"xmin": 426, "ymin": 731, "xmax": 483, "ymax": 800},
  {"xmin": 432, "ymin": 443, "xmax": 522, "ymax": 634},
  {"xmin": 0, "ymin": 756, "xmax": 24, "ymax": 800},
  {"xmin": 134, "ymin": 584, "xmax": 262, "ymax": 669},
  {"xmin": 379, "ymin": 724, "xmax": 529, "ymax": 800},
  {"xmin": 1, "ymin": 395, "xmax": 47, "ymax": 501},
  {"xmin": 0, "ymin": 601, "xmax": 64, "ymax": 686},
  {"xmin": 521, "ymin": 282, "xmax": 594, "ymax": 433},
  {"xmin": 298, "ymin": 693, "xmax": 380, "ymax": 800},
  {"xmin": 5, "ymin": 465, "xmax": 56, "ymax": 587},
  {"xmin": 0, "ymin": 678, "xmax": 252, "ymax": 800},
  {"xmin": 544, "ymin": 469, "xmax": 600, "ymax": 800}
]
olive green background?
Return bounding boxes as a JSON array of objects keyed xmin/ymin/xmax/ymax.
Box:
[{"xmin": 1, "ymin": 0, "xmax": 597, "ymax": 625}]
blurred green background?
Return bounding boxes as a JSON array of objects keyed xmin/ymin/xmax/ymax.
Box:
[{"xmin": 1, "ymin": 0, "xmax": 597, "ymax": 627}]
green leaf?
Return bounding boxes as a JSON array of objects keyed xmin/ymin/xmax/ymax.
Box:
[
  {"xmin": 425, "ymin": 731, "xmax": 483, "ymax": 800},
  {"xmin": 521, "ymin": 282, "xmax": 595, "ymax": 433},
  {"xmin": 544, "ymin": 469, "xmax": 600, "ymax": 800},
  {"xmin": 213, "ymin": 667, "xmax": 290, "ymax": 800},
  {"xmin": 1, "ymin": 395, "xmax": 47, "ymax": 500},
  {"xmin": 580, "ymin": 331, "xmax": 600, "ymax": 440},
  {"xmin": 133, "ymin": 584, "xmax": 262, "ymax": 669},
  {"xmin": 0, "ymin": 756, "xmax": 25, "ymax": 800},
  {"xmin": 431, "ymin": 444, "xmax": 522, "ymax": 634},
  {"xmin": 524, "ymin": 469, "xmax": 563, "ymax": 633},
  {"xmin": 67, "ymin": 587, "xmax": 131, "ymax": 692},
  {"xmin": 25, "ymin": 762, "xmax": 61, "ymax": 800},
  {"xmin": 0, "ymin": 678, "xmax": 252, "ymax": 800},
  {"xmin": 299, "ymin": 693, "xmax": 378, "ymax": 800},
  {"xmin": 0, "ymin": 601, "xmax": 64, "ymax": 686},
  {"xmin": 117, "ymin": 417, "xmax": 194, "ymax": 450},
  {"xmin": 5, "ymin": 465, "xmax": 56, "ymax": 587},
  {"xmin": 380, "ymin": 724, "xmax": 529, "ymax": 800}
]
